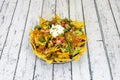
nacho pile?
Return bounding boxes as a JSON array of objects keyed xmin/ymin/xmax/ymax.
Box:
[{"xmin": 29, "ymin": 15, "xmax": 87, "ymax": 64}]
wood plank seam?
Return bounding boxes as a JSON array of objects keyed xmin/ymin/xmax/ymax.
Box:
[
  {"xmin": 68, "ymin": 0, "xmax": 73, "ymax": 79},
  {"xmin": 93, "ymin": 0, "xmax": 113, "ymax": 80},
  {"xmin": 12, "ymin": 0, "xmax": 44, "ymax": 79},
  {"xmin": 81, "ymin": 0, "xmax": 93, "ymax": 80},
  {"xmin": 40, "ymin": 0, "xmax": 44, "ymax": 17},
  {"xmin": 33, "ymin": 0, "xmax": 55, "ymax": 80},
  {"xmin": 12, "ymin": 0, "xmax": 32, "ymax": 79},
  {"xmin": 53, "ymin": 0, "xmax": 71, "ymax": 80},
  {"xmin": 32, "ymin": 0, "xmax": 44, "ymax": 80},
  {"xmin": 107, "ymin": 0, "xmax": 120, "ymax": 39},
  {"xmin": 52, "ymin": 0, "xmax": 56, "ymax": 80},
  {"xmin": 32, "ymin": 56, "xmax": 37, "ymax": 80},
  {"xmin": 68, "ymin": 0, "xmax": 70, "ymax": 20},
  {"xmin": 52, "ymin": 0, "xmax": 56, "ymax": 79},
  {"xmin": 55, "ymin": 0, "xmax": 57, "ymax": 15},
  {"xmin": 52, "ymin": 64, "xmax": 54, "ymax": 80},
  {"xmin": 68, "ymin": 0, "xmax": 73, "ymax": 80},
  {"xmin": 0, "ymin": 0, "xmax": 19, "ymax": 60},
  {"xmin": 54, "ymin": 0, "xmax": 71, "ymax": 80}
]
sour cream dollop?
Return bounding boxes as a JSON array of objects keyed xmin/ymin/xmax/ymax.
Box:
[{"xmin": 50, "ymin": 24, "xmax": 64, "ymax": 37}]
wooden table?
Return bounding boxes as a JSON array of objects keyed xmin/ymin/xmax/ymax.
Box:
[{"xmin": 0, "ymin": 0, "xmax": 120, "ymax": 80}]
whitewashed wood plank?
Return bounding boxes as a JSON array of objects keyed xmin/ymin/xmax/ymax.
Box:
[
  {"xmin": 41, "ymin": 0, "xmax": 55, "ymax": 20},
  {"xmin": 54, "ymin": 0, "xmax": 71, "ymax": 80},
  {"xmin": 14, "ymin": 0, "xmax": 43, "ymax": 80},
  {"xmin": 82, "ymin": 0, "xmax": 112, "ymax": 80},
  {"xmin": 54, "ymin": 63, "xmax": 71, "ymax": 80},
  {"xmin": 95, "ymin": 0, "xmax": 120, "ymax": 80},
  {"xmin": 0, "ymin": 0, "xmax": 18, "ymax": 57},
  {"xmin": 108, "ymin": 0, "xmax": 120, "ymax": 37},
  {"xmin": 33, "ymin": 0, "xmax": 55, "ymax": 80},
  {"xmin": 0, "ymin": 0, "xmax": 31, "ymax": 80},
  {"xmin": 56, "ymin": 0, "xmax": 69, "ymax": 18},
  {"xmin": 69, "ymin": 0, "xmax": 90, "ymax": 80},
  {"xmin": 34, "ymin": 60, "xmax": 53, "ymax": 80}
]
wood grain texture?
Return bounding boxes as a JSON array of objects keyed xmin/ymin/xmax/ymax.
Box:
[
  {"xmin": 0, "ymin": 0, "xmax": 8, "ymax": 13},
  {"xmin": 53, "ymin": 0, "xmax": 71, "ymax": 80},
  {"xmin": 95, "ymin": 0, "xmax": 120, "ymax": 80},
  {"xmin": 69, "ymin": 0, "xmax": 90, "ymax": 80},
  {"xmin": 82, "ymin": 0, "xmax": 112, "ymax": 80},
  {"xmin": 0, "ymin": 0, "xmax": 4, "ymax": 11},
  {"xmin": 33, "ymin": 0, "xmax": 55, "ymax": 80},
  {"xmin": 0, "ymin": 0, "xmax": 31, "ymax": 79},
  {"xmin": 0, "ymin": 0, "xmax": 18, "ymax": 57},
  {"xmin": 13, "ymin": 0, "xmax": 43, "ymax": 80}
]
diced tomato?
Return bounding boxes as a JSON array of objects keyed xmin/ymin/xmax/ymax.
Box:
[
  {"xmin": 56, "ymin": 36, "xmax": 65, "ymax": 42},
  {"xmin": 75, "ymin": 38, "xmax": 81, "ymax": 42},
  {"xmin": 33, "ymin": 30, "xmax": 39, "ymax": 35},
  {"xmin": 62, "ymin": 23, "xmax": 65, "ymax": 27},
  {"xmin": 56, "ymin": 40, "xmax": 62, "ymax": 44},
  {"xmin": 61, "ymin": 20, "xmax": 65, "ymax": 27},
  {"xmin": 52, "ymin": 40, "xmax": 56, "ymax": 44}
]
